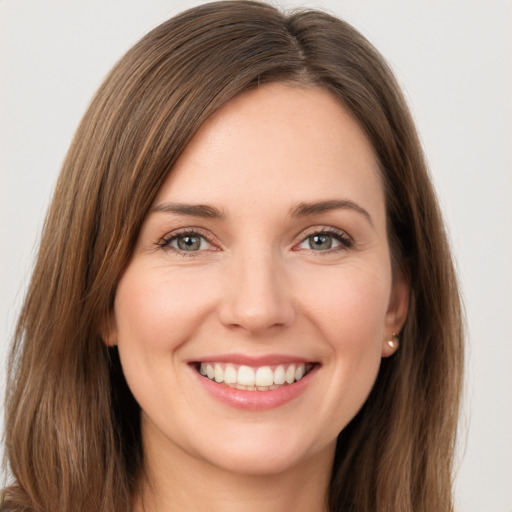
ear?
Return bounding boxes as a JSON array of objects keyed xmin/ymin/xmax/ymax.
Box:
[
  {"xmin": 99, "ymin": 311, "xmax": 118, "ymax": 347},
  {"xmin": 381, "ymin": 270, "xmax": 409, "ymax": 357}
]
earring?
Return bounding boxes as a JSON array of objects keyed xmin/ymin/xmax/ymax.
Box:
[{"xmin": 386, "ymin": 332, "xmax": 400, "ymax": 351}]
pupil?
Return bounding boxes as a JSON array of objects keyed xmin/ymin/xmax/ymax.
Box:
[
  {"xmin": 310, "ymin": 234, "xmax": 332, "ymax": 250},
  {"xmin": 178, "ymin": 235, "xmax": 200, "ymax": 251}
]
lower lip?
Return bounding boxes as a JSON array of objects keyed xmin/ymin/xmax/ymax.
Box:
[{"xmin": 192, "ymin": 365, "xmax": 318, "ymax": 411}]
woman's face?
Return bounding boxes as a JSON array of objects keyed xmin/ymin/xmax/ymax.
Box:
[{"xmin": 108, "ymin": 83, "xmax": 408, "ymax": 476}]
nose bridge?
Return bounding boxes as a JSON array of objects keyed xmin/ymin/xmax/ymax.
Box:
[{"xmin": 219, "ymin": 243, "xmax": 295, "ymax": 334}]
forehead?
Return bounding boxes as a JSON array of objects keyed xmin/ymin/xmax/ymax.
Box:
[{"xmin": 154, "ymin": 83, "xmax": 384, "ymax": 224}]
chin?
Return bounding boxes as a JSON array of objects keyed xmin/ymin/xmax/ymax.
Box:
[
  {"xmin": 205, "ymin": 448, "xmax": 311, "ymax": 476},
  {"xmin": 192, "ymin": 425, "xmax": 330, "ymax": 476}
]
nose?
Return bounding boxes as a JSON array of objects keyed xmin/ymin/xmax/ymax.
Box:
[{"xmin": 218, "ymin": 249, "xmax": 296, "ymax": 336}]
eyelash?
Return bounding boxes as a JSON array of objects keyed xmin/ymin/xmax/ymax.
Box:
[
  {"xmin": 157, "ymin": 228, "xmax": 217, "ymax": 257},
  {"xmin": 294, "ymin": 226, "xmax": 354, "ymax": 254},
  {"xmin": 157, "ymin": 226, "xmax": 354, "ymax": 256}
]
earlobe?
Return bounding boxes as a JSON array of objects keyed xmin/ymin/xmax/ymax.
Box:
[
  {"xmin": 382, "ymin": 270, "xmax": 409, "ymax": 358},
  {"xmin": 382, "ymin": 332, "xmax": 400, "ymax": 357}
]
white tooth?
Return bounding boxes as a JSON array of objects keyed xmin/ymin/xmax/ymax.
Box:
[
  {"xmin": 255, "ymin": 366, "xmax": 274, "ymax": 387},
  {"xmin": 224, "ymin": 364, "xmax": 237, "ymax": 384},
  {"xmin": 237, "ymin": 365, "xmax": 255, "ymax": 386},
  {"xmin": 200, "ymin": 363, "xmax": 207, "ymax": 376},
  {"xmin": 235, "ymin": 384, "xmax": 247, "ymax": 390},
  {"xmin": 273, "ymin": 365, "xmax": 286, "ymax": 385},
  {"xmin": 295, "ymin": 364, "xmax": 306, "ymax": 381},
  {"xmin": 206, "ymin": 364, "xmax": 214, "ymax": 380},
  {"xmin": 214, "ymin": 364, "xmax": 224, "ymax": 383},
  {"xmin": 285, "ymin": 364, "xmax": 296, "ymax": 384},
  {"xmin": 257, "ymin": 386, "xmax": 269, "ymax": 391}
]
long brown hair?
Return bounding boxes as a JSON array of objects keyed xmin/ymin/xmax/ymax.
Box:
[{"xmin": 2, "ymin": 2, "xmax": 464, "ymax": 511}]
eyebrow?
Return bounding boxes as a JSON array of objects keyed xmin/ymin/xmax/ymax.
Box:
[
  {"xmin": 151, "ymin": 202, "xmax": 226, "ymax": 219},
  {"xmin": 290, "ymin": 200, "xmax": 373, "ymax": 226},
  {"xmin": 151, "ymin": 199, "xmax": 372, "ymax": 225}
]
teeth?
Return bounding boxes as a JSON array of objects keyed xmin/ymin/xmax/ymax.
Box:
[
  {"xmin": 198, "ymin": 362, "xmax": 311, "ymax": 389},
  {"xmin": 255, "ymin": 366, "xmax": 274, "ymax": 387},
  {"xmin": 274, "ymin": 365, "xmax": 286, "ymax": 385},
  {"xmin": 224, "ymin": 364, "xmax": 237, "ymax": 384},
  {"xmin": 238, "ymin": 365, "xmax": 255, "ymax": 386},
  {"xmin": 285, "ymin": 364, "xmax": 295, "ymax": 384},
  {"xmin": 295, "ymin": 365, "xmax": 305, "ymax": 380},
  {"xmin": 214, "ymin": 365, "xmax": 224, "ymax": 383}
]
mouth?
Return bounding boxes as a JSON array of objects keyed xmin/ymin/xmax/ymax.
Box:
[{"xmin": 192, "ymin": 361, "xmax": 317, "ymax": 391}]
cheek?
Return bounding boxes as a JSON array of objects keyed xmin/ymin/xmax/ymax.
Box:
[
  {"xmin": 295, "ymin": 263, "xmax": 390, "ymax": 420},
  {"xmin": 112, "ymin": 265, "xmax": 209, "ymax": 418},
  {"xmin": 298, "ymin": 262, "xmax": 391, "ymax": 345},
  {"xmin": 114, "ymin": 264, "xmax": 214, "ymax": 353}
]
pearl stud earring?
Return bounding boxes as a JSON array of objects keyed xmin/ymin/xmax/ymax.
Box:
[{"xmin": 386, "ymin": 332, "xmax": 400, "ymax": 351}]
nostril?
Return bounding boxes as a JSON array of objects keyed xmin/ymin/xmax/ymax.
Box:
[{"xmin": 218, "ymin": 297, "xmax": 296, "ymax": 334}]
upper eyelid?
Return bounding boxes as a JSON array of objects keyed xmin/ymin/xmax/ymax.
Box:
[
  {"xmin": 296, "ymin": 225, "xmax": 353, "ymax": 241},
  {"xmin": 158, "ymin": 227, "xmax": 219, "ymax": 248}
]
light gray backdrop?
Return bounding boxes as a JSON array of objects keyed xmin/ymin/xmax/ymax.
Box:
[{"xmin": 1, "ymin": 1, "xmax": 511, "ymax": 510}]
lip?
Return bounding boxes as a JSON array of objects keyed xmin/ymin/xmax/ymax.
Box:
[
  {"xmin": 187, "ymin": 353, "xmax": 312, "ymax": 366},
  {"xmin": 189, "ymin": 358, "xmax": 319, "ymax": 411}
]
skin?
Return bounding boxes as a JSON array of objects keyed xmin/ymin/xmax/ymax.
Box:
[{"xmin": 106, "ymin": 83, "xmax": 408, "ymax": 512}]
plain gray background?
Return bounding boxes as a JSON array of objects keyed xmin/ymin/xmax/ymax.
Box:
[{"xmin": 1, "ymin": 1, "xmax": 511, "ymax": 510}]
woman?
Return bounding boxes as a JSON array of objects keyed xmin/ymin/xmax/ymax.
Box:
[{"xmin": 1, "ymin": 1, "xmax": 464, "ymax": 511}]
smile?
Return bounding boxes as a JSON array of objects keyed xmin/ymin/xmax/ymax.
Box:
[{"xmin": 197, "ymin": 362, "xmax": 314, "ymax": 391}]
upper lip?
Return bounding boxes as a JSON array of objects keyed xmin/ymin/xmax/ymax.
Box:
[{"xmin": 188, "ymin": 353, "xmax": 317, "ymax": 367}]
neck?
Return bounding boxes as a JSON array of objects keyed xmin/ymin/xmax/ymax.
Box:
[{"xmin": 134, "ymin": 419, "xmax": 334, "ymax": 512}]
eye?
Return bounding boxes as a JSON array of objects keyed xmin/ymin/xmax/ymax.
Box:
[
  {"xmin": 296, "ymin": 228, "xmax": 353, "ymax": 252},
  {"xmin": 159, "ymin": 230, "xmax": 213, "ymax": 253},
  {"xmin": 303, "ymin": 233, "xmax": 336, "ymax": 251}
]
